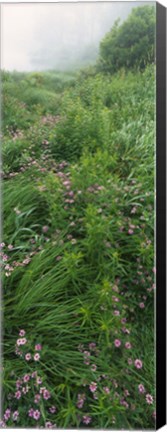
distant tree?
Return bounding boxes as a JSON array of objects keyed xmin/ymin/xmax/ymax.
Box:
[{"xmin": 97, "ymin": 5, "xmax": 155, "ymax": 74}]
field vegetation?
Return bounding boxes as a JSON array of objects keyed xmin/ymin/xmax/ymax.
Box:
[{"xmin": 1, "ymin": 5, "xmax": 155, "ymax": 429}]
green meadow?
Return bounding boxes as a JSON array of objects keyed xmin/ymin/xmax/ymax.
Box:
[{"xmin": 1, "ymin": 6, "xmax": 155, "ymax": 429}]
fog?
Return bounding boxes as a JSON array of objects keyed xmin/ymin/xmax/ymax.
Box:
[{"xmin": 1, "ymin": 2, "xmax": 154, "ymax": 72}]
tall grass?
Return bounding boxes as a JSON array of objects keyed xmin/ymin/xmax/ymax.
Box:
[{"xmin": 1, "ymin": 64, "xmax": 155, "ymax": 429}]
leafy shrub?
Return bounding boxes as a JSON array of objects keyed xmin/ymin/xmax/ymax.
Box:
[{"xmin": 97, "ymin": 6, "xmax": 155, "ymax": 74}]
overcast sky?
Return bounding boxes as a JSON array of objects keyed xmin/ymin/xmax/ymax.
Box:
[{"xmin": 1, "ymin": 2, "xmax": 155, "ymax": 72}]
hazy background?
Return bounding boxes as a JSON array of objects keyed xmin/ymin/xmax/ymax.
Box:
[{"xmin": 1, "ymin": 2, "xmax": 154, "ymax": 72}]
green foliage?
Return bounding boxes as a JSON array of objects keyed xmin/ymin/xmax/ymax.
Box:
[
  {"xmin": 1, "ymin": 58, "xmax": 155, "ymax": 427},
  {"xmin": 98, "ymin": 5, "xmax": 155, "ymax": 74}
]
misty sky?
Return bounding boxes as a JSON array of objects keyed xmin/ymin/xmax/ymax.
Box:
[{"xmin": 1, "ymin": 1, "xmax": 154, "ymax": 72}]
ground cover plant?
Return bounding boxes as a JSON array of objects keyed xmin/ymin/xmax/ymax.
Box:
[{"xmin": 1, "ymin": 5, "xmax": 155, "ymax": 429}]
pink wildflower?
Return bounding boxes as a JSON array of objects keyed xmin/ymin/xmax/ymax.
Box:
[
  {"xmin": 120, "ymin": 399, "xmax": 129, "ymax": 409},
  {"xmin": 42, "ymin": 226, "xmax": 49, "ymax": 233},
  {"xmin": 39, "ymin": 386, "xmax": 46, "ymax": 394},
  {"xmin": 139, "ymin": 302, "xmax": 145, "ymax": 309},
  {"xmin": 45, "ymin": 422, "xmax": 53, "ymax": 428},
  {"xmin": 125, "ymin": 342, "xmax": 132, "ymax": 349},
  {"xmin": 84, "ymin": 350, "xmax": 91, "ymax": 365},
  {"xmin": 114, "ymin": 310, "xmax": 120, "ymax": 316},
  {"xmin": 16, "ymin": 379, "xmax": 22, "ymax": 389},
  {"xmin": 12, "ymin": 411, "xmax": 19, "ymax": 421},
  {"xmin": 35, "ymin": 344, "xmax": 42, "ymax": 351},
  {"xmin": 134, "ymin": 359, "xmax": 143, "ymax": 369},
  {"xmin": 89, "ymin": 382, "xmax": 97, "ymax": 393},
  {"xmin": 82, "ymin": 415, "xmax": 92, "ymax": 425},
  {"xmin": 2, "ymin": 255, "xmax": 9, "ymax": 262},
  {"xmin": 77, "ymin": 395, "xmax": 85, "ymax": 409},
  {"xmin": 33, "ymin": 410, "xmax": 40, "ymax": 420},
  {"xmin": 19, "ymin": 329, "xmax": 25, "ymax": 337},
  {"xmin": 23, "ymin": 374, "xmax": 30, "ymax": 383},
  {"xmin": 43, "ymin": 389, "xmax": 51, "ymax": 400},
  {"xmin": 34, "ymin": 353, "xmax": 40, "ymax": 361},
  {"xmin": 25, "ymin": 353, "xmax": 31, "ymax": 361},
  {"xmin": 20, "ymin": 338, "xmax": 27, "ymax": 345},
  {"xmin": 146, "ymin": 394, "xmax": 153, "ymax": 405},
  {"xmin": 4, "ymin": 409, "xmax": 11, "ymax": 421},
  {"xmin": 49, "ymin": 406, "xmax": 56, "ymax": 414},
  {"xmin": 36, "ymin": 377, "xmax": 42, "ymax": 385},
  {"xmin": 124, "ymin": 389, "xmax": 130, "ymax": 396},
  {"xmin": 114, "ymin": 339, "xmax": 121, "ymax": 347},
  {"xmin": 34, "ymin": 394, "xmax": 41, "ymax": 404},
  {"xmin": 28, "ymin": 408, "xmax": 34, "ymax": 417},
  {"xmin": 103, "ymin": 387, "xmax": 110, "ymax": 394},
  {"xmin": 8, "ymin": 244, "xmax": 13, "ymax": 250},
  {"xmin": 91, "ymin": 364, "xmax": 97, "ymax": 372},
  {"xmin": 89, "ymin": 342, "xmax": 96, "ymax": 350},
  {"xmin": 112, "ymin": 296, "xmax": 119, "ymax": 302},
  {"xmin": 138, "ymin": 384, "xmax": 145, "ymax": 394},
  {"xmin": 77, "ymin": 400, "xmax": 84, "ymax": 409},
  {"xmin": 15, "ymin": 390, "xmax": 21, "ymax": 399},
  {"xmin": 128, "ymin": 229, "xmax": 134, "ymax": 234}
]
